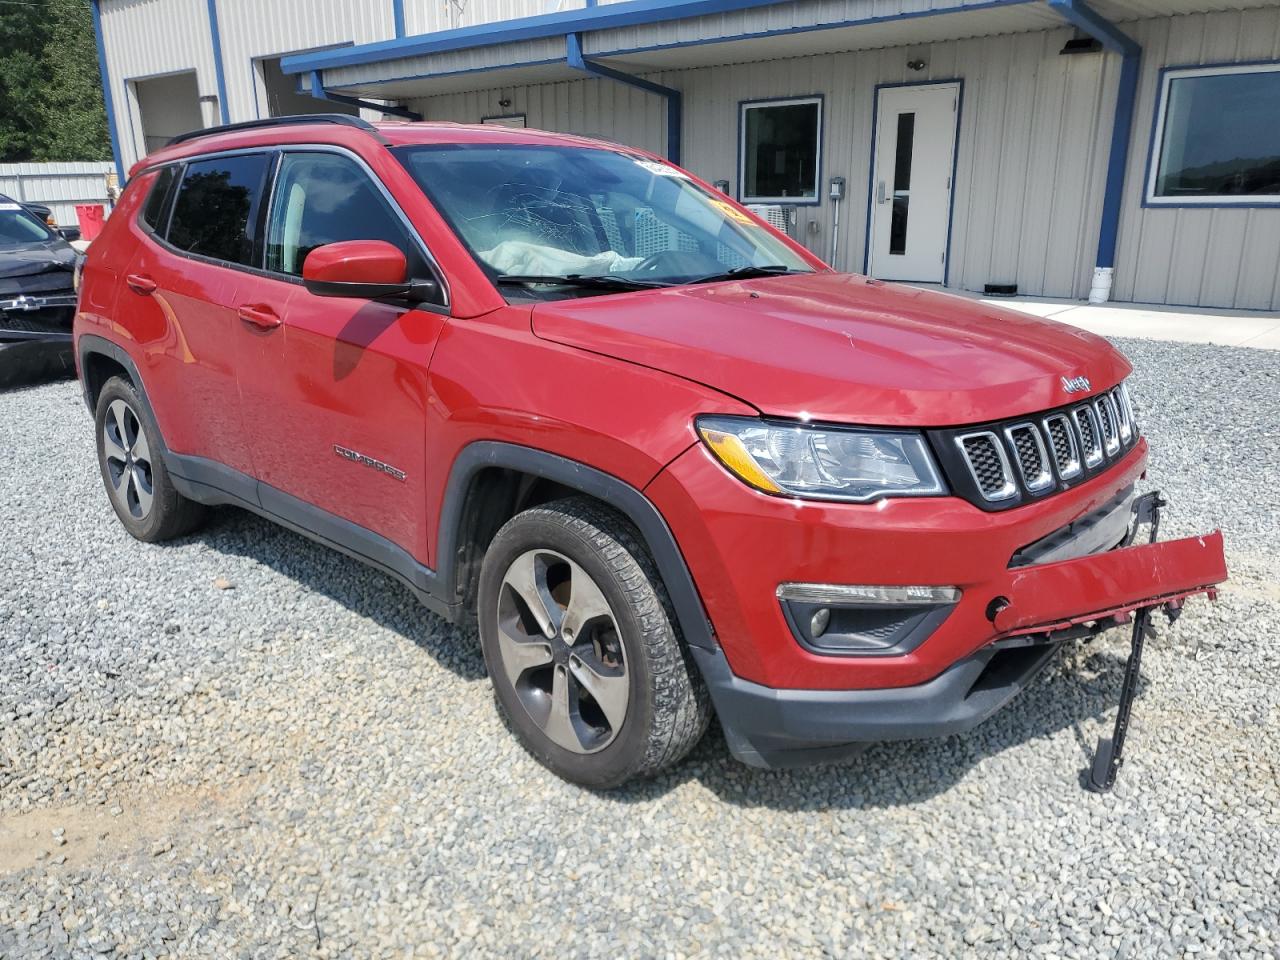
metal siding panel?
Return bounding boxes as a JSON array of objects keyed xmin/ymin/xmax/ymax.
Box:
[
  {"xmin": 0, "ymin": 162, "xmax": 116, "ymax": 226},
  {"xmin": 1114, "ymin": 8, "xmax": 1280, "ymax": 310},
  {"xmin": 100, "ymin": 0, "xmax": 219, "ymax": 170},
  {"xmin": 215, "ymin": 0, "xmax": 395, "ymax": 121},
  {"xmin": 406, "ymin": 0, "xmax": 574, "ymax": 35}
]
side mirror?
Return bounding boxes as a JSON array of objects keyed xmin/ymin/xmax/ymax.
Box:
[{"xmin": 302, "ymin": 240, "xmax": 440, "ymax": 304}]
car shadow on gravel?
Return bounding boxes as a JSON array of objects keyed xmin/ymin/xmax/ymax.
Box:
[
  {"xmin": 611, "ymin": 648, "xmax": 1151, "ymax": 810},
  {"xmin": 163, "ymin": 507, "xmax": 489, "ymax": 682},
  {"xmin": 155, "ymin": 506, "xmax": 1152, "ymax": 807}
]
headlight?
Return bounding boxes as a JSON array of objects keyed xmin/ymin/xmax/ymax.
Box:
[
  {"xmin": 72, "ymin": 254, "xmax": 85, "ymax": 294},
  {"xmin": 696, "ymin": 415, "xmax": 946, "ymax": 502}
]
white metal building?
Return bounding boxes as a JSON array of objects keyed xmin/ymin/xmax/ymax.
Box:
[{"xmin": 91, "ymin": 0, "xmax": 1280, "ymax": 309}]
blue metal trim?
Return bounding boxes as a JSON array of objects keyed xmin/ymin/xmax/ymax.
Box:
[
  {"xmin": 1140, "ymin": 59, "xmax": 1280, "ymax": 210},
  {"xmin": 205, "ymin": 0, "xmax": 231, "ymax": 123},
  {"xmin": 1046, "ymin": 0, "xmax": 1139, "ymax": 271},
  {"xmin": 89, "ymin": 0, "xmax": 124, "ymax": 183},
  {"xmin": 736, "ymin": 95, "xmax": 824, "ymax": 207},
  {"xmin": 282, "ymin": 0, "xmax": 801, "ymax": 74},
  {"xmin": 860, "ymin": 80, "xmax": 963, "ymax": 280},
  {"xmin": 566, "ymin": 33, "xmax": 681, "ymax": 164},
  {"xmin": 393, "ymin": 0, "xmax": 406, "ymax": 38},
  {"xmin": 306, "ymin": 71, "xmax": 424, "ymax": 120}
]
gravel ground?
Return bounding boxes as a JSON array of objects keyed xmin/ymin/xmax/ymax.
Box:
[{"xmin": 1, "ymin": 338, "xmax": 1277, "ymax": 959}]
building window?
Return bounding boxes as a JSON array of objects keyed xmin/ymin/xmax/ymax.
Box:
[
  {"xmin": 1148, "ymin": 63, "xmax": 1280, "ymax": 206},
  {"xmin": 739, "ymin": 96, "xmax": 822, "ymax": 204}
]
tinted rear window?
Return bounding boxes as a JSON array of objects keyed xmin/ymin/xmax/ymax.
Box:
[
  {"xmin": 141, "ymin": 166, "xmax": 179, "ymax": 233},
  {"xmin": 167, "ymin": 154, "xmax": 270, "ymax": 265}
]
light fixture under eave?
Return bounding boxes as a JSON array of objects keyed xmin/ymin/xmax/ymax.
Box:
[{"xmin": 1060, "ymin": 35, "xmax": 1103, "ymax": 55}]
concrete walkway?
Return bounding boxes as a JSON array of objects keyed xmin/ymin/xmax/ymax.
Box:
[{"xmin": 938, "ymin": 289, "xmax": 1280, "ymax": 350}]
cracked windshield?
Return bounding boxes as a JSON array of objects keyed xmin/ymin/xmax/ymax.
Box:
[{"xmin": 393, "ymin": 143, "xmax": 812, "ymax": 296}]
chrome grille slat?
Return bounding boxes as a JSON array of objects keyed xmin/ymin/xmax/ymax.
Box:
[
  {"xmin": 956, "ymin": 431, "xmax": 1017, "ymax": 502},
  {"xmin": 1004, "ymin": 422, "xmax": 1053, "ymax": 493},
  {"xmin": 1042, "ymin": 413, "xmax": 1082, "ymax": 480},
  {"xmin": 1095, "ymin": 394, "xmax": 1121, "ymax": 455},
  {"xmin": 1111, "ymin": 385, "xmax": 1133, "ymax": 443},
  {"xmin": 1072, "ymin": 404, "xmax": 1104, "ymax": 467}
]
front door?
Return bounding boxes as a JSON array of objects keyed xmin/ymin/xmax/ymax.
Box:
[
  {"xmin": 868, "ymin": 82, "xmax": 959, "ymax": 283},
  {"xmin": 234, "ymin": 148, "xmax": 447, "ymax": 561}
]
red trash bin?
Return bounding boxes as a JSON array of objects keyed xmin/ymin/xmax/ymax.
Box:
[{"xmin": 75, "ymin": 204, "xmax": 106, "ymax": 242}]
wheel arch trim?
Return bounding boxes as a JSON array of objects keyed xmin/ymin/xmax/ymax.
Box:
[
  {"xmin": 76, "ymin": 335, "xmax": 170, "ymax": 451},
  {"xmin": 438, "ymin": 441, "xmax": 718, "ymax": 652}
]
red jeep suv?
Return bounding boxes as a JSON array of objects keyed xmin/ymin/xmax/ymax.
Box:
[{"xmin": 75, "ymin": 115, "xmax": 1227, "ymax": 789}]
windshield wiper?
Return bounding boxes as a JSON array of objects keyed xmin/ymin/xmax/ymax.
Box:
[
  {"xmin": 688, "ymin": 265, "xmax": 805, "ymax": 285},
  {"xmin": 496, "ymin": 274, "xmax": 671, "ymax": 291}
]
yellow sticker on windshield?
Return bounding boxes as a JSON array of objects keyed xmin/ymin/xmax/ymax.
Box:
[{"xmin": 710, "ymin": 200, "xmax": 754, "ymax": 225}]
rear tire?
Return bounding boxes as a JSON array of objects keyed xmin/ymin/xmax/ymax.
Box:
[
  {"xmin": 478, "ymin": 497, "xmax": 711, "ymax": 788},
  {"xmin": 94, "ymin": 376, "xmax": 206, "ymax": 542}
]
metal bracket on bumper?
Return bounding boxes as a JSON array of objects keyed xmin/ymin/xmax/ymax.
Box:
[{"xmin": 984, "ymin": 492, "xmax": 1228, "ymax": 791}]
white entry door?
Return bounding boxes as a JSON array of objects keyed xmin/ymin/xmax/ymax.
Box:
[{"xmin": 868, "ymin": 83, "xmax": 960, "ymax": 282}]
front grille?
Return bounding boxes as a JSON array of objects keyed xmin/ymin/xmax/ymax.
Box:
[{"xmin": 929, "ymin": 385, "xmax": 1141, "ymax": 511}]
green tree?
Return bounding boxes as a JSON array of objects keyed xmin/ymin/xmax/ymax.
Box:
[{"xmin": 0, "ymin": 0, "xmax": 110, "ymax": 162}]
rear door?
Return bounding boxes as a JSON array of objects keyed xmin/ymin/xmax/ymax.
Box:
[
  {"xmin": 124, "ymin": 153, "xmax": 272, "ymax": 484},
  {"xmin": 232, "ymin": 148, "xmax": 448, "ymax": 560}
]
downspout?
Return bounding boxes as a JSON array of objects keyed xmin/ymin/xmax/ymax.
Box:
[
  {"xmin": 566, "ymin": 32, "xmax": 681, "ymax": 165},
  {"xmin": 205, "ymin": 0, "xmax": 231, "ymax": 123},
  {"xmin": 1047, "ymin": 0, "xmax": 1140, "ymax": 303},
  {"xmin": 306, "ymin": 71, "xmax": 424, "ymax": 120},
  {"xmin": 88, "ymin": 0, "xmax": 124, "ymax": 184}
]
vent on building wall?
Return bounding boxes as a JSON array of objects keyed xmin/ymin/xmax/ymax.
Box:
[{"xmin": 984, "ymin": 283, "xmax": 1019, "ymax": 297}]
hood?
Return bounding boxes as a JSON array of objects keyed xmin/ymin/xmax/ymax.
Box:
[
  {"xmin": 0, "ymin": 240, "xmax": 77, "ymax": 280},
  {"xmin": 531, "ymin": 273, "xmax": 1131, "ymax": 427}
]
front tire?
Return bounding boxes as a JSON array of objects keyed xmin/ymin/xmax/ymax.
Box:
[
  {"xmin": 94, "ymin": 376, "xmax": 205, "ymax": 542},
  {"xmin": 478, "ymin": 497, "xmax": 711, "ymax": 788}
]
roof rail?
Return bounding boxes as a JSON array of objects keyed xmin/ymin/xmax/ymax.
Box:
[{"xmin": 166, "ymin": 114, "xmax": 383, "ymax": 147}]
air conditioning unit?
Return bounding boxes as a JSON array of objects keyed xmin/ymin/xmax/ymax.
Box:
[{"xmin": 745, "ymin": 204, "xmax": 796, "ymax": 236}]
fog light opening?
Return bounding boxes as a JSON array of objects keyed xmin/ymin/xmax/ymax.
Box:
[{"xmin": 810, "ymin": 607, "xmax": 831, "ymax": 638}]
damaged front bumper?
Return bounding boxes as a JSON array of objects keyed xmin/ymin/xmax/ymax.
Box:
[{"xmin": 700, "ymin": 492, "xmax": 1228, "ymax": 777}]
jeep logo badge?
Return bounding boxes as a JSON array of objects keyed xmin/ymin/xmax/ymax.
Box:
[{"xmin": 1061, "ymin": 375, "xmax": 1091, "ymax": 394}]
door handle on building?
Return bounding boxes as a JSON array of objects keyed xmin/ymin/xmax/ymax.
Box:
[
  {"xmin": 237, "ymin": 304, "xmax": 282, "ymax": 330},
  {"xmin": 876, "ymin": 181, "xmax": 887, "ymax": 204}
]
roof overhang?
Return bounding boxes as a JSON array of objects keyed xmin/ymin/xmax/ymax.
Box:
[{"xmin": 283, "ymin": 0, "xmax": 1275, "ymax": 100}]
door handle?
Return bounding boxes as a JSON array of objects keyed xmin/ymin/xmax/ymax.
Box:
[
  {"xmin": 126, "ymin": 273, "xmax": 157, "ymax": 295},
  {"xmin": 237, "ymin": 304, "xmax": 282, "ymax": 330},
  {"xmin": 876, "ymin": 181, "xmax": 887, "ymax": 205}
]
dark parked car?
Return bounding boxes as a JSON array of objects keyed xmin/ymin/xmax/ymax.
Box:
[
  {"xmin": 20, "ymin": 200, "xmax": 81, "ymax": 242},
  {"xmin": 0, "ymin": 193, "xmax": 79, "ymax": 386}
]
